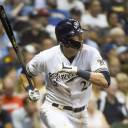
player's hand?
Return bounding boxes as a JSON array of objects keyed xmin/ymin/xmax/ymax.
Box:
[
  {"xmin": 58, "ymin": 63, "xmax": 78, "ymax": 74},
  {"xmin": 28, "ymin": 88, "xmax": 40, "ymax": 101}
]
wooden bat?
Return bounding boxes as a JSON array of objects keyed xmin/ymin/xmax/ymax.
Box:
[{"xmin": 0, "ymin": 5, "xmax": 34, "ymax": 90}]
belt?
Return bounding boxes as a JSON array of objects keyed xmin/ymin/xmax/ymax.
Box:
[{"xmin": 52, "ymin": 103, "xmax": 85, "ymax": 113}]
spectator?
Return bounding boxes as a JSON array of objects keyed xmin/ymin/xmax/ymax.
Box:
[
  {"xmin": 0, "ymin": 91, "xmax": 13, "ymax": 128},
  {"xmin": 88, "ymin": 98, "xmax": 110, "ymax": 128},
  {"xmin": 47, "ymin": 0, "xmax": 70, "ymax": 26},
  {"xmin": 4, "ymin": 0, "xmax": 33, "ymax": 17},
  {"xmin": 109, "ymin": 27, "xmax": 126, "ymax": 46},
  {"xmin": 98, "ymin": 77, "xmax": 128, "ymax": 125},
  {"xmin": 69, "ymin": 8, "xmax": 82, "ymax": 22},
  {"xmin": 12, "ymin": 98, "xmax": 42, "ymax": 128},
  {"xmin": 1, "ymin": 74, "xmax": 24, "ymax": 114},
  {"xmin": 28, "ymin": 8, "xmax": 50, "ymax": 29},
  {"xmin": 116, "ymin": 73, "xmax": 128, "ymax": 109},
  {"xmin": 57, "ymin": 0, "xmax": 85, "ymax": 14},
  {"xmin": 81, "ymin": 0, "xmax": 108, "ymax": 29},
  {"xmin": 19, "ymin": 10, "xmax": 50, "ymax": 46},
  {"xmin": 116, "ymin": 46, "xmax": 128, "ymax": 63},
  {"xmin": 83, "ymin": 29, "xmax": 99, "ymax": 50},
  {"xmin": 39, "ymin": 37, "xmax": 56, "ymax": 51},
  {"xmin": 106, "ymin": 10, "xmax": 122, "ymax": 29},
  {"xmin": 24, "ymin": 8, "xmax": 61, "ymax": 42},
  {"xmin": 102, "ymin": 43, "xmax": 117, "ymax": 60}
]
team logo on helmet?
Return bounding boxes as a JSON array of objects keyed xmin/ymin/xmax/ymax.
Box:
[{"xmin": 73, "ymin": 21, "xmax": 79, "ymax": 30}]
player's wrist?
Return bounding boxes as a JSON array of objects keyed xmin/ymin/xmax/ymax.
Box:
[{"xmin": 77, "ymin": 69, "xmax": 91, "ymax": 81}]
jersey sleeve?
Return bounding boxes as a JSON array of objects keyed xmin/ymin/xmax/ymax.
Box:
[
  {"xmin": 90, "ymin": 49, "xmax": 108, "ymax": 72},
  {"xmin": 26, "ymin": 52, "xmax": 46, "ymax": 76}
]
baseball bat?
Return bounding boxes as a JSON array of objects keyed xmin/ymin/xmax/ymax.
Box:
[{"xmin": 0, "ymin": 5, "xmax": 34, "ymax": 90}]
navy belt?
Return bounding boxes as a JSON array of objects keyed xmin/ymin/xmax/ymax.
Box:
[{"xmin": 52, "ymin": 103, "xmax": 85, "ymax": 113}]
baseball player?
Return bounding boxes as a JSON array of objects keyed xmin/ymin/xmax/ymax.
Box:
[{"xmin": 24, "ymin": 18, "xmax": 110, "ymax": 128}]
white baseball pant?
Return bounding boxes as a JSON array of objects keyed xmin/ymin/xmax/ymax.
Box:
[{"xmin": 40, "ymin": 100, "xmax": 88, "ymax": 128}]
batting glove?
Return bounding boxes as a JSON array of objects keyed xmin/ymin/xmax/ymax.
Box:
[
  {"xmin": 61, "ymin": 63, "xmax": 78, "ymax": 74},
  {"xmin": 28, "ymin": 88, "xmax": 40, "ymax": 101}
]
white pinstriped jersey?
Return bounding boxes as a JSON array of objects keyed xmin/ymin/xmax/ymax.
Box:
[{"xmin": 26, "ymin": 44, "xmax": 108, "ymax": 108}]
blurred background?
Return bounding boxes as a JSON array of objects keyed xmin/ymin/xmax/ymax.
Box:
[{"xmin": 0, "ymin": 0, "xmax": 128, "ymax": 128}]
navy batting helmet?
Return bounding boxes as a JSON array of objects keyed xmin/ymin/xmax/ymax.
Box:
[{"xmin": 55, "ymin": 18, "xmax": 87, "ymax": 49}]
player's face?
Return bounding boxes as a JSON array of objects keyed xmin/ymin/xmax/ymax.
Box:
[
  {"xmin": 62, "ymin": 33, "xmax": 84, "ymax": 58},
  {"xmin": 69, "ymin": 32, "xmax": 84, "ymax": 49}
]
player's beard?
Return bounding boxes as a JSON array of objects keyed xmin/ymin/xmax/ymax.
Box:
[
  {"xmin": 68, "ymin": 39, "xmax": 82, "ymax": 49},
  {"xmin": 62, "ymin": 42, "xmax": 83, "ymax": 58},
  {"xmin": 68, "ymin": 32, "xmax": 84, "ymax": 49}
]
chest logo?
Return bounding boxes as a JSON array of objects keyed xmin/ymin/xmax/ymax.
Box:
[{"xmin": 49, "ymin": 72, "xmax": 78, "ymax": 85}]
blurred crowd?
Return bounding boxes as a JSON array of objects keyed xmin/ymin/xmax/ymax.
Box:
[{"xmin": 0, "ymin": 0, "xmax": 128, "ymax": 128}]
